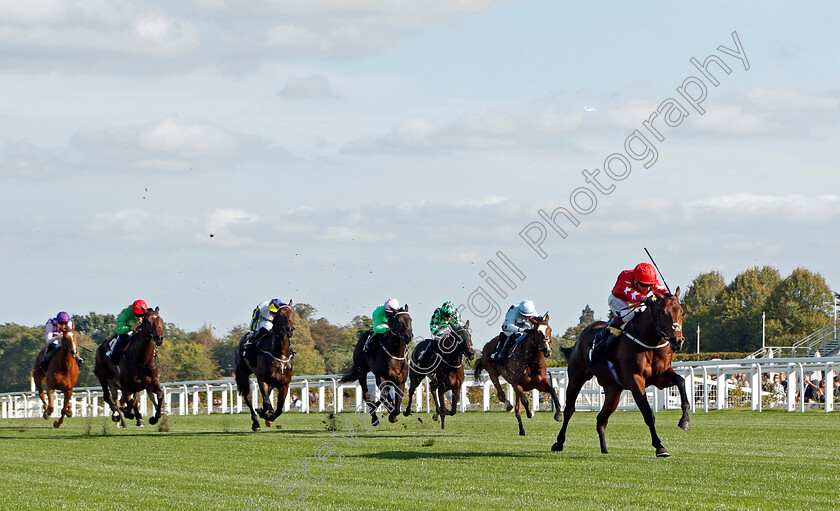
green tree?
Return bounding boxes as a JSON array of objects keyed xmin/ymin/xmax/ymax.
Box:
[
  {"xmin": 72, "ymin": 312, "xmax": 117, "ymax": 345},
  {"xmin": 682, "ymin": 271, "xmax": 727, "ymax": 353},
  {"xmin": 765, "ymin": 268, "xmax": 833, "ymax": 345},
  {"xmin": 704, "ymin": 266, "xmax": 781, "ymax": 352},
  {"xmin": 293, "ymin": 303, "xmax": 317, "ymax": 322},
  {"xmin": 0, "ymin": 324, "xmax": 42, "ymax": 392}
]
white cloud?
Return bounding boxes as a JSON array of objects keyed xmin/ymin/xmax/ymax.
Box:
[
  {"xmin": 0, "ymin": 0, "xmax": 64, "ymax": 24},
  {"xmin": 691, "ymin": 106, "xmax": 775, "ymax": 135},
  {"xmin": 454, "ymin": 195, "xmax": 507, "ymax": 208},
  {"xmin": 205, "ymin": 208, "xmax": 259, "ymax": 246},
  {"xmin": 280, "ymin": 74, "xmax": 338, "ymax": 99},
  {"xmin": 747, "ymin": 88, "xmax": 840, "ymax": 111},
  {"xmin": 686, "ymin": 193, "xmax": 840, "ymax": 220},
  {"xmin": 346, "ymin": 110, "xmax": 581, "ymax": 154},
  {"xmin": 138, "ymin": 117, "xmax": 237, "ymax": 158}
]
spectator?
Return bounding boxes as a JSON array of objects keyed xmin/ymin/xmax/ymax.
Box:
[
  {"xmin": 291, "ymin": 393, "xmax": 302, "ymax": 409},
  {"xmin": 803, "ymin": 377, "xmax": 824, "ymax": 403},
  {"xmin": 761, "ymin": 374, "xmax": 772, "ymax": 392},
  {"xmin": 779, "ymin": 372, "xmax": 788, "ymax": 392},
  {"xmin": 771, "ymin": 374, "xmax": 785, "ymax": 396}
]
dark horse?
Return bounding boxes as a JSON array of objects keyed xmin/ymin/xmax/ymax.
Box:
[
  {"xmin": 33, "ymin": 328, "xmax": 80, "ymax": 428},
  {"xmin": 94, "ymin": 307, "xmax": 165, "ymax": 428},
  {"xmin": 551, "ymin": 288, "xmax": 689, "ymax": 457},
  {"xmin": 235, "ymin": 300, "xmax": 295, "ymax": 432},
  {"xmin": 475, "ymin": 314, "xmax": 562, "ymax": 436},
  {"xmin": 340, "ymin": 305, "xmax": 413, "ymax": 427},
  {"xmin": 403, "ymin": 321, "xmax": 474, "ymax": 429}
]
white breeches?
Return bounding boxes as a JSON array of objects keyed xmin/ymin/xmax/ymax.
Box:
[{"xmin": 608, "ymin": 295, "xmax": 645, "ymax": 324}]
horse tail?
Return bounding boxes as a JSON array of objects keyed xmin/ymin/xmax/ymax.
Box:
[
  {"xmin": 339, "ymin": 366, "xmax": 358, "ymax": 384},
  {"xmin": 559, "ymin": 346, "xmax": 573, "ymax": 361},
  {"xmin": 473, "ymin": 359, "xmax": 485, "ymax": 383}
]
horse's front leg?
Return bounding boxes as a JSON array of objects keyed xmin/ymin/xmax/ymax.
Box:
[
  {"xmin": 147, "ymin": 382, "xmax": 165, "ymax": 426},
  {"xmin": 129, "ymin": 392, "xmax": 144, "ymax": 427},
  {"xmin": 386, "ymin": 379, "xmax": 405, "ymax": 423},
  {"xmin": 402, "ymin": 374, "xmax": 420, "ymax": 417},
  {"xmin": 437, "ymin": 386, "xmax": 447, "ymax": 430},
  {"xmin": 537, "ymin": 378, "xmax": 563, "ymax": 422},
  {"xmin": 629, "ymin": 375, "xmax": 668, "ymax": 457},
  {"xmin": 514, "ymin": 384, "xmax": 533, "ymax": 419},
  {"xmin": 266, "ymin": 381, "xmax": 289, "ymax": 427},
  {"xmin": 358, "ymin": 370, "xmax": 378, "ymax": 427},
  {"xmin": 54, "ymin": 389, "xmax": 72, "ymax": 428},
  {"xmin": 448, "ymin": 383, "xmax": 460, "ymax": 417},
  {"xmin": 514, "ymin": 393, "xmax": 526, "ymax": 436},
  {"xmin": 661, "ymin": 369, "xmax": 691, "ymax": 431},
  {"xmin": 256, "ymin": 381, "xmax": 272, "ymax": 418}
]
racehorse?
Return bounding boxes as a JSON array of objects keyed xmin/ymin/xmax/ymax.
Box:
[
  {"xmin": 340, "ymin": 305, "xmax": 413, "ymax": 427},
  {"xmin": 474, "ymin": 314, "xmax": 562, "ymax": 436},
  {"xmin": 94, "ymin": 307, "xmax": 165, "ymax": 428},
  {"xmin": 235, "ymin": 301, "xmax": 295, "ymax": 432},
  {"xmin": 403, "ymin": 321, "xmax": 474, "ymax": 429},
  {"xmin": 32, "ymin": 328, "xmax": 80, "ymax": 428},
  {"xmin": 551, "ymin": 288, "xmax": 689, "ymax": 457}
]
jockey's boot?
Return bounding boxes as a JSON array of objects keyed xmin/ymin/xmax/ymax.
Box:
[
  {"xmin": 41, "ymin": 344, "xmax": 58, "ymax": 371},
  {"xmin": 497, "ymin": 337, "xmax": 513, "ymax": 363},
  {"xmin": 362, "ymin": 333, "xmax": 376, "ymax": 353},
  {"xmin": 108, "ymin": 339, "xmax": 123, "ymax": 365},
  {"xmin": 489, "ymin": 334, "xmax": 507, "ymax": 361},
  {"xmin": 416, "ymin": 344, "xmax": 435, "ymax": 367},
  {"xmin": 590, "ymin": 321, "xmax": 620, "ymax": 362}
]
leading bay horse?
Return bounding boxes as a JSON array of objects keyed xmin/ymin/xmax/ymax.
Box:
[
  {"xmin": 551, "ymin": 288, "xmax": 689, "ymax": 457},
  {"xmin": 33, "ymin": 327, "xmax": 80, "ymax": 428},
  {"xmin": 94, "ymin": 307, "xmax": 165, "ymax": 428},
  {"xmin": 403, "ymin": 321, "xmax": 474, "ymax": 429},
  {"xmin": 235, "ymin": 301, "xmax": 295, "ymax": 432},
  {"xmin": 340, "ymin": 305, "xmax": 413, "ymax": 427},
  {"xmin": 475, "ymin": 314, "xmax": 562, "ymax": 436}
]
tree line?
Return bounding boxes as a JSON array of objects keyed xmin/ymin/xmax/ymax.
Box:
[
  {"xmin": 548, "ymin": 266, "xmax": 834, "ymax": 365},
  {"xmin": 0, "ymin": 266, "xmax": 834, "ymax": 392},
  {"xmin": 0, "ymin": 304, "xmax": 372, "ymax": 393}
]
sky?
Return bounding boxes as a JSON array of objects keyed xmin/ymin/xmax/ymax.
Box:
[{"xmin": 1, "ymin": 1, "xmax": 838, "ymax": 347}]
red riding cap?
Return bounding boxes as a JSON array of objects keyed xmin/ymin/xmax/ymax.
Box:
[
  {"xmin": 132, "ymin": 299, "xmax": 149, "ymax": 315},
  {"xmin": 634, "ymin": 263, "xmax": 657, "ymax": 284}
]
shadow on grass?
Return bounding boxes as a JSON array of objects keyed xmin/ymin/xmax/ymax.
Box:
[{"xmin": 355, "ymin": 450, "xmax": 533, "ymax": 460}]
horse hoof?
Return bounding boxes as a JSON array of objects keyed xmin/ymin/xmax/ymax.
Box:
[
  {"xmin": 371, "ymin": 417, "xmax": 380, "ymax": 428},
  {"xmin": 111, "ymin": 413, "xmax": 120, "ymax": 423},
  {"xmin": 138, "ymin": 421, "xmax": 145, "ymax": 427},
  {"xmin": 527, "ymin": 410, "xmax": 534, "ymax": 419},
  {"xmin": 149, "ymin": 416, "xmax": 159, "ymax": 425},
  {"xmin": 252, "ymin": 423, "xmax": 261, "ymax": 432},
  {"xmin": 678, "ymin": 420, "xmax": 690, "ymax": 431},
  {"xmin": 403, "ymin": 410, "xmax": 411, "ymax": 417},
  {"xmin": 655, "ymin": 448, "xmax": 670, "ymax": 458},
  {"xmin": 42, "ymin": 413, "xmax": 49, "ymax": 420},
  {"xmin": 519, "ymin": 430, "xmax": 526, "ymax": 436},
  {"xmin": 554, "ymin": 411, "xmax": 562, "ymax": 422},
  {"xmin": 265, "ymin": 420, "xmax": 274, "ymax": 428},
  {"xmin": 388, "ymin": 415, "xmax": 398, "ymax": 424},
  {"xmin": 67, "ymin": 410, "xmax": 73, "ymax": 418},
  {"xmin": 53, "ymin": 421, "xmax": 61, "ymax": 428},
  {"xmin": 550, "ymin": 442, "xmax": 563, "ymax": 452},
  {"xmin": 432, "ymin": 414, "xmax": 439, "ymax": 422}
]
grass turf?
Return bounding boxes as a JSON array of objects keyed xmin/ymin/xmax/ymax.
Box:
[{"xmin": 0, "ymin": 408, "xmax": 837, "ymax": 510}]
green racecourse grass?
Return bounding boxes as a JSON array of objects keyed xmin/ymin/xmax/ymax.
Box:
[{"xmin": 1, "ymin": 409, "xmax": 838, "ymax": 510}]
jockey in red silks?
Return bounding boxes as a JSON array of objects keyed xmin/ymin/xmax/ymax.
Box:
[{"xmin": 590, "ymin": 262, "xmax": 668, "ymax": 360}]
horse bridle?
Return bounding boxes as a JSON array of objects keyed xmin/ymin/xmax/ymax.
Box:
[
  {"xmin": 648, "ymin": 297, "xmax": 684, "ymax": 348},
  {"xmin": 439, "ymin": 326, "xmax": 474, "ymax": 362},
  {"xmin": 273, "ymin": 305, "xmax": 295, "ymax": 338},
  {"xmin": 140, "ymin": 312, "xmax": 165, "ymax": 346}
]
